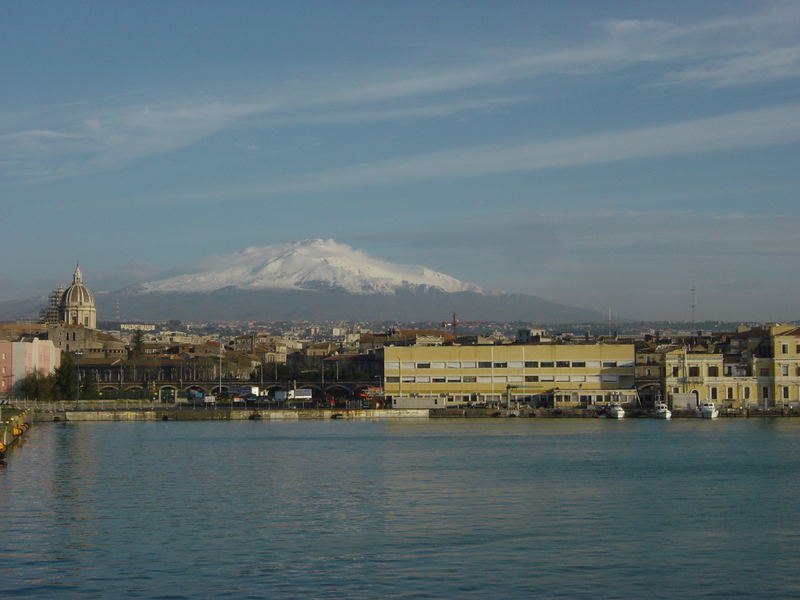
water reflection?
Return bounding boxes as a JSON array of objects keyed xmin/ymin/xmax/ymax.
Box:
[{"xmin": 1, "ymin": 419, "xmax": 799, "ymax": 598}]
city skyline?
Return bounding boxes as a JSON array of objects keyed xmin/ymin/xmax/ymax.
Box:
[{"xmin": 3, "ymin": 1, "xmax": 800, "ymax": 321}]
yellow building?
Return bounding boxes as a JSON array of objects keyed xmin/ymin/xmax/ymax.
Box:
[
  {"xmin": 382, "ymin": 343, "xmax": 635, "ymax": 408},
  {"xmin": 663, "ymin": 324, "xmax": 800, "ymax": 409},
  {"xmin": 768, "ymin": 324, "xmax": 800, "ymax": 405}
]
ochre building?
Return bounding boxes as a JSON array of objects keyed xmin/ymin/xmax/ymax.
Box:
[{"xmin": 382, "ymin": 343, "xmax": 635, "ymax": 408}]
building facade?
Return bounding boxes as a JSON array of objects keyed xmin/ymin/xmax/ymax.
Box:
[
  {"xmin": 383, "ymin": 343, "xmax": 636, "ymax": 408},
  {"xmin": 0, "ymin": 338, "xmax": 61, "ymax": 397}
]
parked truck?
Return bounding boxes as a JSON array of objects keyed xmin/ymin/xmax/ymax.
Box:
[{"xmin": 274, "ymin": 389, "xmax": 313, "ymax": 402}]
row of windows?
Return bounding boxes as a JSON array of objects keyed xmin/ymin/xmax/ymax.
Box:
[
  {"xmin": 672, "ymin": 385, "xmax": 797, "ymax": 400},
  {"xmin": 672, "ymin": 364, "xmax": 800, "ymax": 377},
  {"xmin": 386, "ymin": 359, "xmax": 632, "ymax": 370},
  {"xmin": 386, "ymin": 374, "xmax": 620, "ymax": 384},
  {"xmin": 779, "ymin": 343, "xmax": 800, "ymax": 354}
]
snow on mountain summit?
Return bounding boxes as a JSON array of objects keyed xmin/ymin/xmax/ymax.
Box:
[{"xmin": 140, "ymin": 239, "xmax": 484, "ymax": 295}]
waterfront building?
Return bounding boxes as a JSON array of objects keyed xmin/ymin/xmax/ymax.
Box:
[
  {"xmin": 662, "ymin": 324, "xmax": 800, "ymax": 409},
  {"xmin": 0, "ymin": 337, "xmax": 61, "ymax": 397},
  {"xmin": 382, "ymin": 343, "xmax": 636, "ymax": 408}
]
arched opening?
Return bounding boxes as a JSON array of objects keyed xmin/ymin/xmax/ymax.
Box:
[
  {"xmin": 99, "ymin": 385, "xmax": 119, "ymax": 400},
  {"xmin": 324, "ymin": 384, "xmax": 351, "ymax": 408},
  {"xmin": 159, "ymin": 386, "xmax": 177, "ymax": 404},
  {"xmin": 121, "ymin": 385, "xmax": 146, "ymax": 400}
]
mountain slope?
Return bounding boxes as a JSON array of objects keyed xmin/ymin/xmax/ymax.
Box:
[{"xmin": 141, "ymin": 238, "xmax": 484, "ymax": 295}]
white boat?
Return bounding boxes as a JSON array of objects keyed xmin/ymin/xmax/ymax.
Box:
[
  {"xmin": 698, "ymin": 401, "xmax": 719, "ymax": 419},
  {"xmin": 608, "ymin": 402, "xmax": 625, "ymax": 419},
  {"xmin": 654, "ymin": 402, "xmax": 672, "ymax": 420}
]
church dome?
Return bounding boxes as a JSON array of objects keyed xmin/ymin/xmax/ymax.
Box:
[
  {"xmin": 61, "ymin": 266, "xmax": 95, "ymax": 306},
  {"xmin": 59, "ymin": 266, "xmax": 97, "ymax": 329}
]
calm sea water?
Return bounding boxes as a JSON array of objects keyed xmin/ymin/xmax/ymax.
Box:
[{"xmin": 1, "ymin": 418, "xmax": 799, "ymax": 599}]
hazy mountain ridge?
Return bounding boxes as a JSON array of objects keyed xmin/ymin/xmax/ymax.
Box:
[{"xmin": 0, "ymin": 239, "xmax": 606, "ymax": 323}]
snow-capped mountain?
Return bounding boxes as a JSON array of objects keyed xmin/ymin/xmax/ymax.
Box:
[{"xmin": 140, "ymin": 238, "xmax": 484, "ymax": 295}]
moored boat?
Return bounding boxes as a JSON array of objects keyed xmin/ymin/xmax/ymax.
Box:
[
  {"xmin": 655, "ymin": 402, "xmax": 672, "ymax": 420},
  {"xmin": 697, "ymin": 401, "xmax": 719, "ymax": 419},
  {"xmin": 608, "ymin": 402, "xmax": 625, "ymax": 419}
]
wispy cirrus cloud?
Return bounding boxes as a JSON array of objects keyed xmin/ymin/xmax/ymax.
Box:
[
  {"xmin": 188, "ymin": 102, "xmax": 800, "ymax": 200},
  {"xmin": 1, "ymin": 3, "xmax": 799, "ymax": 182}
]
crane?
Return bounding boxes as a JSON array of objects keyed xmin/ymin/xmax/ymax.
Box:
[{"xmin": 440, "ymin": 312, "xmax": 494, "ymax": 336}]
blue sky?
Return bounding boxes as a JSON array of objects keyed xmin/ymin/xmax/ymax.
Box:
[{"xmin": 2, "ymin": 0, "xmax": 799, "ymax": 321}]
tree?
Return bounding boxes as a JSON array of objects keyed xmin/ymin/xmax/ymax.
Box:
[
  {"xmin": 53, "ymin": 352, "xmax": 78, "ymax": 400},
  {"xmin": 81, "ymin": 372, "xmax": 98, "ymax": 398},
  {"xmin": 18, "ymin": 372, "xmax": 54, "ymax": 401},
  {"xmin": 131, "ymin": 329, "xmax": 145, "ymax": 359}
]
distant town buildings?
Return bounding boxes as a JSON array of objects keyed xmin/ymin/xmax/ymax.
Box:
[{"xmin": 1, "ymin": 266, "xmax": 800, "ymax": 409}]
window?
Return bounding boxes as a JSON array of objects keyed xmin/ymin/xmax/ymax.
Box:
[
  {"xmin": 385, "ymin": 362, "xmax": 400, "ymax": 371},
  {"xmin": 525, "ymin": 375, "xmax": 539, "ymax": 382},
  {"xmin": 401, "ymin": 376, "xmax": 415, "ymax": 383},
  {"xmin": 555, "ymin": 375, "xmax": 569, "ymax": 382},
  {"xmin": 493, "ymin": 376, "xmax": 507, "ymax": 383},
  {"xmin": 385, "ymin": 376, "xmax": 400, "ymax": 383},
  {"xmin": 524, "ymin": 361, "xmax": 539, "ymax": 368},
  {"xmin": 782, "ymin": 365, "xmax": 789, "ymax": 377},
  {"xmin": 446, "ymin": 362, "xmax": 460, "ymax": 369},
  {"xmin": 432, "ymin": 377, "xmax": 445, "ymax": 383},
  {"xmin": 602, "ymin": 361, "xmax": 617, "ymax": 368},
  {"xmin": 571, "ymin": 375, "xmax": 586, "ymax": 382},
  {"xmin": 601, "ymin": 375, "xmax": 618, "ymax": 382},
  {"xmin": 672, "ymin": 366, "xmax": 679, "ymax": 377},
  {"xmin": 618, "ymin": 360, "xmax": 634, "ymax": 367},
  {"xmin": 431, "ymin": 362, "xmax": 445, "ymax": 369},
  {"xmin": 508, "ymin": 376, "xmax": 523, "ymax": 383},
  {"xmin": 572, "ymin": 361, "xmax": 586, "ymax": 367},
  {"xmin": 744, "ymin": 387, "xmax": 750, "ymax": 399},
  {"xmin": 478, "ymin": 361, "xmax": 492, "ymax": 368},
  {"xmin": 462, "ymin": 361, "xmax": 476, "ymax": 368},
  {"xmin": 710, "ymin": 387, "xmax": 717, "ymax": 400},
  {"xmin": 762, "ymin": 386, "xmax": 769, "ymax": 399},
  {"xmin": 541, "ymin": 361, "xmax": 554, "ymax": 368},
  {"xmin": 782, "ymin": 344, "xmax": 788, "ymax": 354},
  {"xmin": 783, "ymin": 386, "xmax": 789, "ymax": 400},
  {"xmin": 688, "ymin": 366, "xmax": 700, "ymax": 377},
  {"xmin": 401, "ymin": 362, "xmax": 414, "ymax": 369},
  {"xmin": 415, "ymin": 376, "xmax": 430, "ymax": 383},
  {"xmin": 556, "ymin": 361, "xmax": 570, "ymax": 368},
  {"xmin": 508, "ymin": 361, "xmax": 524, "ymax": 369},
  {"xmin": 417, "ymin": 363, "xmax": 430, "ymax": 369},
  {"xmin": 672, "ymin": 387, "xmax": 679, "ymax": 394},
  {"xmin": 493, "ymin": 362, "xmax": 507, "ymax": 369},
  {"xmin": 540, "ymin": 375, "xmax": 554, "ymax": 382},
  {"xmin": 463, "ymin": 376, "xmax": 477, "ymax": 383},
  {"xmin": 586, "ymin": 361, "xmax": 601, "ymax": 368},
  {"xmin": 645, "ymin": 368, "xmax": 651, "ymax": 377},
  {"xmin": 447, "ymin": 376, "xmax": 461, "ymax": 383},
  {"xmin": 477, "ymin": 376, "xmax": 492, "ymax": 383},
  {"xmin": 708, "ymin": 366, "xmax": 719, "ymax": 377},
  {"xmin": 727, "ymin": 387, "xmax": 733, "ymax": 400}
]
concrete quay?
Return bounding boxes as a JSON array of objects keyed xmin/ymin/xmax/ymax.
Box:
[
  {"xmin": 1, "ymin": 408, "xmax": 33, "ymax": 457},
  {"xmin": 30, "ymin": 407, "xmax": 429, "ymax": 422}
]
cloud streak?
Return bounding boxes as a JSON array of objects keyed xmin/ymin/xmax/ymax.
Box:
[
  {"xmin": 1, "ymin": 3, "xmax": 799, "ymax": 182},
  {"xmin": 194, "ymin": 103, "xmax": 800, "ymax": 199}
]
